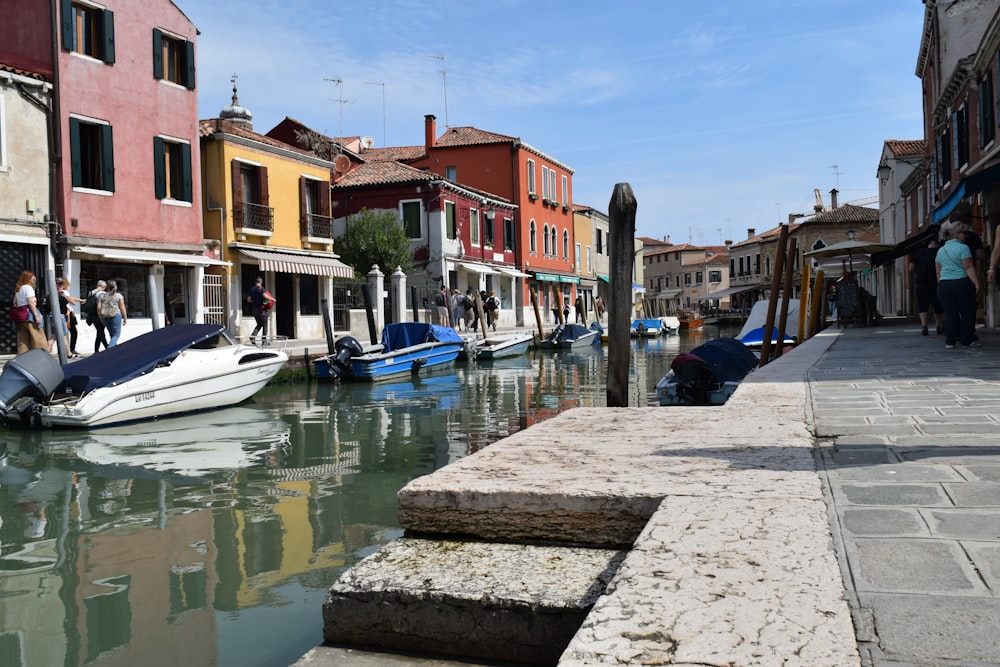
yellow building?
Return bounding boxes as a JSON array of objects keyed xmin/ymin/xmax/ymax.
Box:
[{"xmin": 199, "ymin": 89, "xmax": 352, "ymax": 341}]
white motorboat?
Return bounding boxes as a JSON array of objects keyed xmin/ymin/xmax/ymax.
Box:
[
  {"xmin": 658, "ymin": 316, "xmax": 680, "ymax": 334},
  {"xmin": 474, "ymin": 332, "xmax": 534, "ymax": 360},
  {"xmin": 0, "ymin": 324, "xmax": 287, "ymax": 428}
]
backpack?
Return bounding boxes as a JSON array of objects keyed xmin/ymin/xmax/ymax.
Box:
[
  {"xmin": 486, "ymin": 296, "xmax": 499, "ymax": 311},
  {"xmin": 81, "ymin": 292, "xmax": 98, "ymax": 317},
  {"xmin": 261, "ymin": 290, "xmax": 275, "ymax": 311},
  {"xmin": 99, "ymin": 293, "xmax": 120, "ymax": 319},
  {"xmin": 463, "ymin": 295, "xmax": 474, "ymax": 309},
  {"xmin": 434, "ymin": 292, "xmax": 446, "ymax": 307}
]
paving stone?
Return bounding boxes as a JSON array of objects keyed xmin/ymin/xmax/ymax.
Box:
[
  {"xmin": 963, "ymin": 542, "xmax": 1000, "ymax": 591},
  {"xmin": 832, "ymin": 464, "xmax": 963, "ymax": 483},
  {"xmin": 839, "ymin": 509, "xmax": 927, "ymax": 537},
  {"xmin": 828, "ymin": 446, "xmax": 897, "ymax": 466},
  {"xmin": 961, "ymin": 464, "xmax": 1000, "ymax": 482},
  {"xmin": 942, "ymin": 482, "xmax": 1000, "ymax": 506},
  {"xmin": 837, "ymin": 483, "xmax": 948, "ymax": 506},
  {"xmin": 864, "ymin": 594, "xmax": 1000, "ymax": 660},
  {"xmin": 849, "ymin": 539, "xmax": 981, "ymax": 593},
  {"xmin": 924, "ymin": 509, "xmax": 1000, "ymax": 540}
]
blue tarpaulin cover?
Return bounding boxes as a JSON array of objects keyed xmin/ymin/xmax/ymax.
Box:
[
  {"xmin": 380, "ymin": 322, "xmax": 463, "ymax": 352},
  {"xmin": 686, "ymin": 337, "xmax": 759, "ymax": 383}
]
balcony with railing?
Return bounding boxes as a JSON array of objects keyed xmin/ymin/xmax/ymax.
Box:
[
  {"xmin": 300, "ymin": 213, "xmax": 334, "ymax": 245},
  {"xmin": 234, "ymin": 201, "xmax": 274, "ymax": 240}
]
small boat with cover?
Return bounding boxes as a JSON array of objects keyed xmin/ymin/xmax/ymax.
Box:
[
  {"xmin": 473, "ymin": 332, "xmax": 534, "ymax": 360},
  {"xmin": 315, "ymin": 321, "xmax": 464, "ymax": 382},
  {"xmin": 630, "ymin": 318, "xmax": 664, "ymax": 337},
  {"xmin": 0, "ymin": 324, "xmax": 288, "ymax": 428},
  {"xmin": 655, "ymin": 337, "xmax": 758, "ymax": 406},
  {"xmin": 538, "ymin": 322, "xmax": 603, "ymax": 350}
]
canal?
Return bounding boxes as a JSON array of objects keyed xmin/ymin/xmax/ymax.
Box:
[{"xmin": 0, "ymin": 325, "xmax": 741, "ymax": 667}]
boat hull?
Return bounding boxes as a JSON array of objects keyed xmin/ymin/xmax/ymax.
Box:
[
  {"xmin": 40, "ymin": 347, "xmax": 287, "ymax": 428},
  {"xmin": 347, "ymin": 341, "xmax": 463, "ymax": 381},
  {"xmin": 475, "ymin": 334, "xmax": 533, "ymax": 360},
  {"xmin": 656, "ymin": 374, "xmax": 740, "ymax": 406},
  {"xmin": 538, "ymin": 330, "xmax": 599, "ymax": 349}
]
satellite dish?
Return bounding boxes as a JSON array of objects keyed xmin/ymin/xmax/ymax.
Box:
[
  {"xmin": 334, "ymin": 154, "xmax": 351, "ymax": 173},
  {"xmin": 360, "ymin": 136, "xmax": 375, "ymax": 149}
]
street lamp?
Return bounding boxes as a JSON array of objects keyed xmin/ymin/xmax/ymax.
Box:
[{"xmin": 877, "ymin": 162, "xmax": 891, "ymax": 184}]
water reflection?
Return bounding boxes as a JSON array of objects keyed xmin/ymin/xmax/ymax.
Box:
[{"xmin": 0, "ymin": 327, "xmax": 740, "ymax": 667}]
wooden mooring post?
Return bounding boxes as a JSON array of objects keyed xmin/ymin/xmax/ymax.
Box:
[{"xmin": 607, "ymin": 183, "xmax": 636, "ymax": 407}]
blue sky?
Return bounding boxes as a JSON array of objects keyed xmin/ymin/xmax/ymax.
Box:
[{"xmin": 184, "ymin": 0, "xmax": 924, "ymax": 244}]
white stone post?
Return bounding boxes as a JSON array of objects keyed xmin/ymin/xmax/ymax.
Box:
[
  {"xmin": 390, "ymin": 266, "xmax": 407, "ymax": 323},
  {"xmin": 368, "ymin": 264, "xmax": 385, "ymax": 332}
]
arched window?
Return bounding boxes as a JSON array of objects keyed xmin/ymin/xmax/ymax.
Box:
[
  {"xmin": 550, "ymin": 227, "xmax": 557, "ymax": 257},
  {"xmin": 529, "ymin": 220, "xmax": 537, "ymax": 253},
  {"xmin": 562, "ymin": 230, "xmax": 569, "ymax": 258},
  {"xmin": 543, "ymin": 223, "xmax": 550, "ymax": 254}
]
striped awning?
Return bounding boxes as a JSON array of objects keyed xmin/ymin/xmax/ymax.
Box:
[{"xmin": 239, "ymin": 249, "xmax": 354, "ymax": 277}]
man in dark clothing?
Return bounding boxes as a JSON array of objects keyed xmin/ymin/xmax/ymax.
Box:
[
  {"xmin": 909, "ymin": 240, "xmax": 944, "ymax": 335},
  {"xmin": 248, "ymin": 277, "xmax": 268, "ymax": 343}
]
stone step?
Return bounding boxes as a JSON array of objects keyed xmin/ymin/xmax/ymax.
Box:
[{"xmin": 323, "ymin": 538, "xmax": 626, "ymax": 665}]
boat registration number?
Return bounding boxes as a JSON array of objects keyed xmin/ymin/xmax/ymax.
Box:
[{"xmin": 135, "ymin": 391, "xmax": 156, "ymax": 403}]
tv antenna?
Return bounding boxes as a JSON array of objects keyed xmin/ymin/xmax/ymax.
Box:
[
  {"xmin": 324, "ymin": 78, "xmax": 353, "ymax": 153},
  {"xmin": 428, "ymin": 55, "xmax": 449, "ymax": 127},
  {"xmin": 830, "ymin": 164, "xmax": 841, "ymax": 189},
  {"xmin": 364, "ymin": 81, "xmax": 386, "ymax": 147}
]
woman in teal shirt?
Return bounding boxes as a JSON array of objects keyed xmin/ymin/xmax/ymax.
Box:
[{"xmin": 935, "ymin": 222, "xmax": 980, "ymax": 348}]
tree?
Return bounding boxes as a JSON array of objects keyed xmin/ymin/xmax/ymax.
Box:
[{"xmin": 336, "ymin": 208, "xmax": 413, "ymax": 277}]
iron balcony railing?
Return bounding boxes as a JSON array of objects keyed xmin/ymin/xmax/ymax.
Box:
[
  {"xmin": 234, "ymin": 201, "xmax": 274, "ymax": 233},
  {"xmin": 301, "ymin": 213, "xmax": 333, "ymax": 240}
]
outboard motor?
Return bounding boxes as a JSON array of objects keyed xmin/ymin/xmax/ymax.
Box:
[
  {"xmin": 327, "ymin": 336, "xmax": 365, "ymax": 379},
  {"xmin": 0, "ymin": 349, "xmax": 64, "ymax": 425}
]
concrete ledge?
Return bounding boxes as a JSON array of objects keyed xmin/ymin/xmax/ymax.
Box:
[{"xmin": 323, "ymin": 538, "xmax": 626, "ymax": 665}]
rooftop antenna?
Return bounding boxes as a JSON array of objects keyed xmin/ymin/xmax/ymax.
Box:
[
  {"xmin": 830, "ymin": 164, "xmax": 841, "ymax": 189},
  {"xmin": 364, "ymin": 81, "xmax": 387, "ymax": 147},
  {"xmin": 325, "ymin": 78, "xmax": 354, "ymax": 173},
  {"xmin": 428, "ymin": 55, "xmax": 449, "ymax": 127}
]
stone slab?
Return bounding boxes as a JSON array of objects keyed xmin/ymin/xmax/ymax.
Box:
[{"xmin": 323, "ymin": 538, "xmax": 625, "ymax": 665}]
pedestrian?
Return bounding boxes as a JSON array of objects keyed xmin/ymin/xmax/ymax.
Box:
[
  {"xmin": 85, "ymin": 280, "xmax": 110, "ymax": 352},
  {"xmin": 594, "ymin": 296, "xmax": 605, "ymax": 322},
  {"xmin": 451, "ymin": 289, "xmax": 464, "ymax": 331},
  {"xmin": 97, "ymin": 279, "xmax": 127, "ymax": 347},
  {"xmin": 908, "ymin": 239, "xmax": 944, "ymax": 336},
  {"xmin": 465, "ymin": 289, "xmax": 477, "ymax": 331},
  {"xmin": 485, "ymin": 290, "xmax": 500, "ymax": 330},
  {"xmin": 56, "ymin": 277, "xmax": 82, "ymax": 357},
  {"xmin": 434, "ymin": 285, "xmax": 449, "ymax": 326},
  {"xmin": 575, "ymin": 296, "xmax": 585, "ymax": 323},
  {"xmin": 11, "ymin": 270, "xmax": 47, "ymax": 354},
  {"xmin": 164, "ymin": 288, "xmax": 182, "ymax": 326},
  {"xmin": 247, "ymin": 277, "xmax": 273, "ymax": 343},
  {"xmin": 935, "ymin": 221, "xmax": 979, "ymax": 349}
]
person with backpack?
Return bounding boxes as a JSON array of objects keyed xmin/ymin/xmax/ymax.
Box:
[
  {"xmin": 83, "ymin": 280, "xmax": 109, "ymax": 352},
  {"xmin": 97, "ymin": 279, "xmax": 127, "ymax": 347},
  {"xmin": 464, "ymin": 289, "xmax": 476, "ymax": 331},
  {"xmin": 247, "ymin": 277, "xmax": 275, "ymax": 343},
  {"xmin": 434, "ymin": 286, "xmax": 449, "ymax": 326},
  {"xmin": 485, "ymin": 290, "xmax": 500, "ymax": 331}
]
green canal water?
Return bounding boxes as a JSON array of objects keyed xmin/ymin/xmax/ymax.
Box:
[{"xmin": 0, "ymin": 326, "xmax": 741, "ymax": 667}]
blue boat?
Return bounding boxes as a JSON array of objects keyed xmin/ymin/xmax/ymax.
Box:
[
  {"xmin": 738, "ymin": 326, "xmax": 796, "ymax": 349},
  {"xmin": 539, "ymin": 322, "xmax": 603, "ymax": 350},
  {"xmin": 630, "ymin": 318, "xmax": 664, "ymax": 337},
  {"xmin": 315, "ymin": 322, "xmax": 464, "ymax": 382},
  {"xmin": 656, "ymin": 338, "xmax": 759, "ymax": 406}
]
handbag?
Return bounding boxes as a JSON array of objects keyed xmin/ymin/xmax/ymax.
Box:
[{"xmin": 9, "ymin": 297, "xmax": 29, "ymax": 324}]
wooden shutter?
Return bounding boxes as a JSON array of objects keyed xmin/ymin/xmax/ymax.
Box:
[
  {"xmin": 299, "ymin": 176, "xmax": 308, "ymax": 221},
  {"xmin": 101, "ymin": 10, "xmax": 115, "ymax": 64},
  {"xmin": 184, "ymin": 40, "xmax": 196, "ymax": 89},
  {"xmin": 101, "ymin": 124, "xmax": 115, "ymax": 192},
  {"xmin": 231, "ymin": 160, "xmax": 243, "ymax": 205},
  {"xmin": 319, "ymin": 180, "xmax": 331, "ymax": 216},
  {"xmin": 180, "ymin": 142, "xmax": 192, "ymax": 202},
  {"xmin": 258, "ymin": 166, "xmax": 269, "ymax": 207},
  {"xmin": 69, "ymin": 117, "xmax": 82, "ymax": 187},
  {"xmin": 60, "ymin": 0, "xmax": 73, "ymax": 50},
  {"xmin": 153, "ymin": 136, "xmax": 166, "ymax": 199},
  {"xmin": 152, "ymin": 29, "xmax": 163, "ymax": 79}
]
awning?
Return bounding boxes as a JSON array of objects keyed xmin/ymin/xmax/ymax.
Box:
[
  {"xmin": 597, "ymin": 274, "xmax": 609, "ymax": 283},
  {"xmin": 496, "ymin": 266, "xmax": 531, "ymax": 278},
  {"xmin": 964, "ymin": 160, "xmax": 1000, "ymax": 197},
  {"xmin": 632, "ymin": 282, "xmax": 646, "ymax": 294},
  {"xmin": 870, "ymin": 225, "xmax": 939, "ymax": 267},
  {"xmin": 239, "ymin": 249, "xmax": 354, "ymax": 277},
  {"xmin": 73, "ymin": 246, "xmax": 230, "ymax": 267},
  {"xmin": 654, "ymin": 288, "xmax": 683, "ymax": 298},
  {"xmin": 704, "ymin": 285, "xmax": 759, "ymax": 299},
  {"xmin": 457, "ymin": 261, "xmax": 498, "ymax": 274},
  {"xmin": 533, "ymin": 271, "xmax": 579, "ymax": 283},
  {"xmin": 559, "ymin": 275, "xmax": 580, "ymax": 284},
  {"xmin": 932, "ymin": 183, "xmax": 966, "ymax": 223}
]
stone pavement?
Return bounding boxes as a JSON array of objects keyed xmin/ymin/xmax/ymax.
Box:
[{"xmin": 810, "ymin": 320, "xmax": 1000, "ymax": 666}]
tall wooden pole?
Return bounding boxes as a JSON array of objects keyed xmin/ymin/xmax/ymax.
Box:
[
  {"xmin": 775, "ymin": 237, "xmax": 797, "ymax": 359},
  {"xmin": 759, "ymin": 224, "xmax": 788, "ymax": 367},
  {"xmin": 797, "ymin": 263, "xmax": 811, "ymax": 342},
  {"xmin": 608, "ymin": 183, "xmax": 636, "ymax": 407}
]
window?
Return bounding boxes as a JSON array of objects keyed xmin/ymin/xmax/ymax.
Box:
[
  {"xmin": 596, "ymin": 229, "xmax": 603, "ymax": 255},
  {"xmin": 936, "ymin": 128, "xmax": 952, "ymax": 186},
  {"xmin": 446, "ymin": 165, "xmax": 457, "ymax": 181},
  {"xmin": 684, "ymin": 273, "xmax": 691, "ymax": 285},
  {"xmin": 979, "ymin": 72, "xmax": 995, "ymax": 148},
  {"xmin": 543, "ymin": 223, "xmax": 550, "ymax": 254},
  {"xmin": 709, "ymin": 270, "xmax": 722, "ymax": 283},
  {"xmin": 529, "ymin": 219, "xmax": 537, "ymax": 253},
  {"xmin": 526, "ymin": 159, "xmax": 536, "ymax": 195},
  {"xmin": 550, "ymin": 227, "xmax": 557, "ymax": 257},
  {"xmin": 541, "ymin": 166, "xmax": 549, "ymax": 199},
  {"xmin": 586, "ymin": 246, "xmax": 592, "ymax": 273},
  {"xmin": 153, "ymin": 29, "xmax": 195, "ymax": 89},
  {"xmin": 153, "ymin": 136, "xmax": 191, "ymax": 202},
  {"xmin": 445, "ymin": 201, "xmax": 457, "ymax": 240},
  {"xmin": 696, "ymin": 271, "xmax": 703, "ymax": 284},
  {"xmin": 755, "ymin": 254, "xmax": 761, "ymax": 274},
  {"xmin": 483, "ymin": 209, "xmax": 494, "ymax": 246},
  {"xmin": 470, "ymin": 208, "xmax": 480, "ymax": 246},
  {"xmin": 575, "ymin": 243, "xmax": 581, "ymax": 270},
  {"xmin": 504, "ymin": 216, "xmax": 515, "ymax": 251},
  {"xmin": 550, "ymin": 170, "xmax": 558, "ymax": 203},
  {"xmin": 402, "ymin": 201, "xmax": 421, "ymax": 238},
  {"xmin": 69, "ymin": 116, "xmax": 114, "ymax": 192},
  {"xmin": 562, "ymin": 230, "xmax": 569, "ymax": 259},
  {"xmin": 299, "ymin": 274, "xmax": 319, "ymax": 315},
  {"xmin": 953, "ymin": 103, "xmax": 969, "ymax": 169},
  {"xmin": 62, "ymin": 0, "xmax": 115, "ymax": 63},
  {"xmin": 561, "ymin": 175, "xmax": 568, "ymax": 206}
]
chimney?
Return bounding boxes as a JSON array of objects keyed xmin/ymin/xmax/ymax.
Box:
[
  {"xmin": 424, "ymin": 114, "xmax": 437, "ymax": 149},
  {"xmin": 829, "ymin": 188, "xmax": 838, "ymax": 209},
  {"xmin": 747, "ymin": 228, "xmax": 755, "ymax": 239}
]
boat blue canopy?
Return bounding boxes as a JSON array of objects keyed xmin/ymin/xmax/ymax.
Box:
[
  {"xmin": 687, "ymin": 338, "xmax": 759, "ymax": 384},
  {"xmin": 61, "ymin": 324, "xmax": 229, "ymax": 395},
  {"xmin": 380, "ymin": 322, "xmax": 463, "ymax": 353}
]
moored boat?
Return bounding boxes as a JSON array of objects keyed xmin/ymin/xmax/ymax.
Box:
[
  {"xmin": 658, "ymin": 316, "xmax": 680, "ymax": 334},
  {"xmin": 0, "ymin": 324, "xmax": 288, "ymax": 428},
  {"xmin": 474, "ymin": 333, "xmax": 534, "ymax": 360},
  {"xmin": 656, "ymin": 337, "xmax": 758, "ymax": 406},
  {"xmin": 315, "ymin": 322, "xmax": 464, "ymax": 382},
  {"xmin": 538, "ymin": 322, "xmax": 603, "ymax": 350},
  {"xmin": 677, "ymin": 311, "xmax": 705, "ymax": 330},
  {"xmin": 629, "ymin": 318, "xmax": 664, "ymax": 337}
]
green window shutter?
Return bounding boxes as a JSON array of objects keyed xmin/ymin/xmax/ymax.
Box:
[
  {"xmin": 101, "ymin": 124, "xmax": 115, "ymax": 192},
  {"xmin": 152, "ymin": 29, "xmax": 163, "ymax": 79},
  {"xmin": 153, "ymin": 136, "xmax": 166, "ymax": 199},
  {"xmin": 60, "ymin": 0, "xmax": 73, "ymax": 50},
  {"xmin": 184, "ymin": 40, "xmax": 196, "ymax": 89},
  {"xmin": 180, "ymin": 142, "xmax": 192, "ymax": 202},
  {"xmin": 101, "ymin": 9, "xmax": 115, "ymax": 64},
  {"xmin": 69, "ymin": 117, "xmax": 82, "ymax": 187}
]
